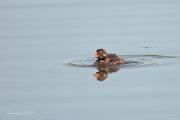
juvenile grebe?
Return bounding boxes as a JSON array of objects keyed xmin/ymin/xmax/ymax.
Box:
[{"xmin": 95, "ymin": 49, "xmax": 125, "ymax": 67}]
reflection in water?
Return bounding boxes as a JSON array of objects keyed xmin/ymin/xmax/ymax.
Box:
[
  {"xmin": 94, "ymin": 60, "xmax": 142, "ymax": 81},
  {"xmin": 94, "ymin": 65, "xmax": 120, "ymax": 81}
]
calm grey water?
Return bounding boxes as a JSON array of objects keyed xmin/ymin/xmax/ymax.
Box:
[{"xmin": 1, "ymin": 0, "xmax": 180, "ymax": 120}]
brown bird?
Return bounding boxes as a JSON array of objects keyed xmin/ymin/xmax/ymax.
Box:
[{"xmin": 95, "ymin": 49, "xmax": 125, "ymax": 67}]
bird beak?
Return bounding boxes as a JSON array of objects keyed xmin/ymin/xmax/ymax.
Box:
[{"xmin": 95, "ymin": 53, "xmax": 99, "ymax": 58}]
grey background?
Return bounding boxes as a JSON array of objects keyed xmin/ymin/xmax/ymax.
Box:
[{"xmin": 0, "ymin": 0, "xmax": 180, "ymax": 120}]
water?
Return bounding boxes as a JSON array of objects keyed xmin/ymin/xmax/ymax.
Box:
[{"xmin": 0, "ymin": 0, "xmax": 180, "ymax": 120}]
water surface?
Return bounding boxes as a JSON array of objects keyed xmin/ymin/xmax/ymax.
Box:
[{"xmin": 0, "ymin": 0, "xmax": 180, "ymax": 120}]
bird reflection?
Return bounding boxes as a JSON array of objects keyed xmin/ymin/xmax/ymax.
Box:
[{"xmin": 94, "ymin": 64, "xmax": 121, "ymax": 81}]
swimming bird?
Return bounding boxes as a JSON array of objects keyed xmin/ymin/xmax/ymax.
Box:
[{"xmin": 95, "ymin": 49, "xmax": 125, "ymax": 67}]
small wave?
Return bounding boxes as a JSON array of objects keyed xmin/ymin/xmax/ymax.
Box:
[{"xmin": 66, "ymin": 54, "xmax": 179, "ymax": 68}]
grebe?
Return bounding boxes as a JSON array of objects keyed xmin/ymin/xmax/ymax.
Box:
[{"xmin": 95, "ymin": 49, "xmax": 125, "ymax": 67}]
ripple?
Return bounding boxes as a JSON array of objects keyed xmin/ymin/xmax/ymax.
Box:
[{"xmin": 67, "ymin": 54, "xmax": 179, "ymax": 68}]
